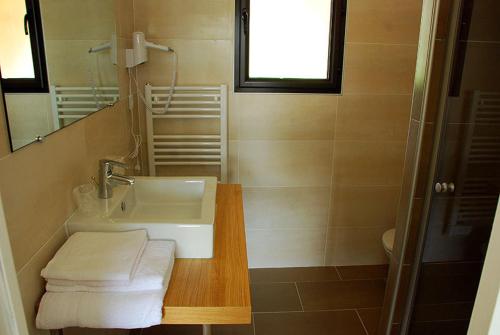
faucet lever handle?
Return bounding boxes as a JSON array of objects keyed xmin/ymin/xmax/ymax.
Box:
[{"xmin": 100, "ymin": 159, "xmax": 128, "ymax": 170}]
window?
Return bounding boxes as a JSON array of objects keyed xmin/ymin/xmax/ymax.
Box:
[
  {"xmin": 235, "ymin": 0, "xmax": 346, "ymax": 93},
  {"xmin": 0, "ymin": 0, "xmax": 48, "ymax": 93}
]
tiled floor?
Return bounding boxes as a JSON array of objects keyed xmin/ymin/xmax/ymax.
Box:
[{"xmin": 138, "ymin": 265, "xmax": 388, "ymax": 335}]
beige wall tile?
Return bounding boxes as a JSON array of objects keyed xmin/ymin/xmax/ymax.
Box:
[
  {"xmin": 40, "ymin": 0, "xmax": 115, "ymax": 40},
  {"xmin": 84, "ymin": 100, "xmax": 131, "ymax": 177},
  {"xmin": 239, "ymin": 140, "xmax": 333, "ymax": 187},
  {"xmin": 228, "ymin": 94, "xmax": 239, "ymax": 140},
  {"xmin": 243, "ymin": 187, "xmax": 331, "ymax": 230},
  {"xmin": 138, "ymin": 39, "xmax": 233, "ymax": 86},
  {"xmin": 17, "ymin": 226, "xmax": 66, "ymax": 335},
  {"xmin": 4, "ymin": 94, "xmax": 53, "ymax": 149},
  {"xmin": 343, "ymin": 43, "xmax": 418, "ymax": 95},
  {"xmin": 332, "ymin": 185, "xmax": 401, "ymax": 228},
  {"xmin": 336, "ymin": 94, "xmax": 412, "ymax": 141},
  {"xmin": 246, "ymin": 228, "xmax": 326, "ymax": 268},
  {"xmin": 45, "ymin": 40, "xmax": 118, "ymax": 86},
  {"xmin": 0, "ymin": 123, "xmax": 88, "ymax": 270},
  {"xmin": 346, "ymin": 0, "xmax": 422, "ymax": 44},
  {"xmin": 114, "ymin": 0, "xmax": 134, "ymax": 38},
  {"xmin": 236, "ymin": 94, "xmax": 338, "ymax": 140},
  {"xmin": 334, "ymin": 140, "xmax": 406, "ymax": 186},
  {"xmin": 228, "ymin": 140, "xmax": 239, "ymax": 183},
  {"xmin": 325, "ymin": 226, "xmax": 389, "ymax": 266},
  {"xmin": 134, "ymin": 0, "xmax": 234, "ymax": 40}
]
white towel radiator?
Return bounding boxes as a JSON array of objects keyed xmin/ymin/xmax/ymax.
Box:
[
  {"xmin": 145, "ymin": 84, "xmax": 228, "ymax": 182},
  {"xmin": 50, "ymin": 86, "xmax": 119, "ymax": 129}
]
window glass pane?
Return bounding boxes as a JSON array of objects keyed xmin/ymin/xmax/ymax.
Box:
[
  {"xmin": 0, "ymin": 0, "xmax": 35, "ymax": 79},
  {"xmin": 249, "ymin": 0, "xmax": 332, "ymax": 79}
]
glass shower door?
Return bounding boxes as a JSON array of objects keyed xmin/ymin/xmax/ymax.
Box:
[{"xmin": 407, "ymin": 0, "xmax": 500, "ymax": 333}]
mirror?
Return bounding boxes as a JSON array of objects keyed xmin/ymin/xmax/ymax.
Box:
[{"xmin": 0, "ymin": 0, "xmax": 118, "ymax": 151}]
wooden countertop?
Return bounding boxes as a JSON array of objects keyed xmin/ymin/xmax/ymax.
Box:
[{"xmin": 161, "ymin": 184, "xmax": 251, "ymax": 325}]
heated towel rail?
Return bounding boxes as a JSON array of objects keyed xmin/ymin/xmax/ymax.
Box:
[
  {"xmin": 145, "ymin": 84, "xmax": 228, "ymax": 182},
  {"xmin": 50, "ymin": 86, "xmax": 119, "ymax": 129},
  {"xmin": 445, "ymin": 91, "xmax": 500, "ymax": 235}
]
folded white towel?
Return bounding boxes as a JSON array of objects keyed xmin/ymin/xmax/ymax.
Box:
[
  {"xmin": 36, "ymin": 288, "xmax": 166, "ymax": 329},
  {"xmin": 41, "ymin": 230, "xmax": 147, "ymax": 283},
  {"xmin": 46, "ymin": 240, "xmax": 175, "ymax": 292}
]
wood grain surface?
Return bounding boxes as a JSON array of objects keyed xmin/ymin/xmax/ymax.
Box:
[{"xmin": 162, "ymin": 184, "xmax": 251, "ymax": 324}]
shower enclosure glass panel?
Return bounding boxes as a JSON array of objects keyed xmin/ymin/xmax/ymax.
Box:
[{"xmin": 407, "ymin": 1, "xmax": 500, "ymax": 333}]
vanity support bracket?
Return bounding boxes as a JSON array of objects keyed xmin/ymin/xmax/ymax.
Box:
[{"xmin": 202, "ymin": 324, "xmax": 212, "ymax": 335}]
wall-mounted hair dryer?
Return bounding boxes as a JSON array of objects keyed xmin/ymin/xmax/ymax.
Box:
[
  {"xmin": 88, "ymin": 33, "xmax": 117, "ymax": 65},
  {"xmin": 126, "ymin": 32, "xmax": 173, "ymax": 68}
]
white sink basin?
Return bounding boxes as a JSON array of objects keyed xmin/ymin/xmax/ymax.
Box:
[{"xmin": 67, "ymin": 177, "xmax": 217, "ymax": 258}]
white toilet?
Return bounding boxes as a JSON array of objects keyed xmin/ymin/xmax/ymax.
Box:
[{"xmin": 382, "ymin": 228, "xmax": 395, "ymax": 258}]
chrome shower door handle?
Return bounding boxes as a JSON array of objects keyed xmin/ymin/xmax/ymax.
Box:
[{"xmin": 435, "ymin": 182, "xmax": 455, "ymax": 194}]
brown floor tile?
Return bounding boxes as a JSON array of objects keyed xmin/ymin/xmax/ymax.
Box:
[
  {"xmin": 357, "ymin": 308, "xmax": 382, "ymax": 335},
  {"xmin": 139, "ymin": 324, "xmax": 201, "ymax": 335},
  {"xmin": 250, "ymin": 267, "xmax": 340, "ymax": 283},
  {"xmin": 251, "ymin": 283, "xmax": 302, "ymax": 312},
  {"xmin": 254, "ymin": 311, "xmax": 366, "ymax": 335},
  {"xmin": 213, "ymin": 323, "xmax": 254, "ymax": 335},
  {"xmin": 337, "ymin": 264, "xmax": 389, "ymax": 280},
  {"xmin": 297, "ymin": 280, "xmax": 386, "ymax": 310}
]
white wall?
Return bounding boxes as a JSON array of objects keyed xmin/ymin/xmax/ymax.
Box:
[{"xmin": 468, "ymin": 198, "xmax": 500, "ymax": 335}]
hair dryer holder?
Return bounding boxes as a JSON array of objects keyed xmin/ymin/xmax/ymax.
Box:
[{"xmin": 126, "ymin": 32, "xmax": 172, "ymax": 68}]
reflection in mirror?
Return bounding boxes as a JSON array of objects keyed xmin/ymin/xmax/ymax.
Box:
[{"xmin": 0, "ymin": 0, "xmax": 118, "ymax": 151}]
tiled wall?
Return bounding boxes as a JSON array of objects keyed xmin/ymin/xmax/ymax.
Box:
[
  {"xmin": 40, "ymin": 0, "xmax": 118, "ymax": 86},
  {"xmin": 0, "ymin": 1, "xmax": 134, "ymax": 334},
  {"xmin": 3, "ymin": 94, "xmax": 54, "ymax": 148},
  {"xmin": 134, "ymin": 0, "xmax": 422, "ymax": 267}
]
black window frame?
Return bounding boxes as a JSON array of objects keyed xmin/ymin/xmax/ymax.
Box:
[
  {"xmin": 1, "ymin": 0, "xmax": 49, "ymax": 93},
  {"xmin": 234, "ymin": 0, "xmax": 346, "ymax": 94}
]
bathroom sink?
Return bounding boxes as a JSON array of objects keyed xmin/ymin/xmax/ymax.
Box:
[
  {"xmin": 110, "ymin": 177, "xmax": 215, "ymax": 223},
  {"xmin": 67, "ymin": 177, "xmax": 217, "ymax": 258}
]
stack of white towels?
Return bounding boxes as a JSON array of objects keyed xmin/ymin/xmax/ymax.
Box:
[{"xmin": 36, "ymin": 230, "xmax": 175, "ymax": 330}]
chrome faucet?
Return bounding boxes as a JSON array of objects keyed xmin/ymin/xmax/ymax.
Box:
[{"xmin": 98, "ymin": 159, "xmax": 135, "ymax": 199}]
